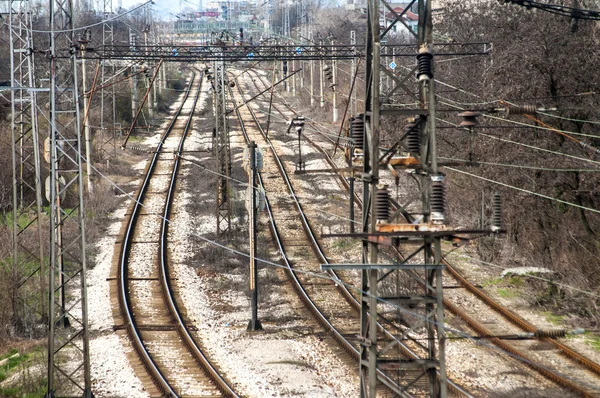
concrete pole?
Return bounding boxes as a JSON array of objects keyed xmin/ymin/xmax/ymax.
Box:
[
  {"xmin": 145, "ymin": 32, "xmax": 154, "ymax": 119},
  {"xmin": 332, "ymin": 40, "xmax": 338, "ymax": 122},
  {"xmin": 292, "ymin": 59, "xmax": 296, "ymax": 97},
  {"xmin": 351, "ymin": 30, "xmax": 356, "ymax": 115},
  {"xmin": 131, "ymin": 66, "xmax": 138, "ymax": 121},
  {"xmin": 81, "ymin": 43, "xmax": 93, "ymax": 194},
  {"xmin": 310, "ymin": 31, "xmax": 314, "ymax": 107},
  {"xmin": 319, "ymin": 40, "xmax": 324, "ymax": 108}
]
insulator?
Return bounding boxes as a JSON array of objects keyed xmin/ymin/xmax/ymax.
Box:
[
  {"xmin": 505, "ymin": 104, "xmax": 537, "ymax": 115},
  {"xmin": 405, "ymin": 120, "xmax": 421, "ymax": 154},
  {"xmin": 350, "ymin": 114, "xmax": 365, "ymax": 150},
  {"xmin": 534, "ymin": 329, "xmax": 566, "ymax": 339},
  {"xmin": 430, "ymin": 176, "xmax": 446, "ymax": 223},
  {"xmin": 375, "ymin": 186, "xmax": 391, "ymax": 223},
  {"xmin": 229, "ymin": 81, "xmax": 236, "ymax": 87},
  {"xmin": 458, "ymin": 111, "xmax": 482, "ymax": 127},
  {"xmin": 417, "ymin": 50, "xmax": 433, "ymax": 81},
  {"xmin": 491, "ymin": 192, "xmax": 502, "ymax": 232}
]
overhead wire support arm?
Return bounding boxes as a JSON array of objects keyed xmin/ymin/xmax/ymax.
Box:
[{"xmin": 56, "ymin": 43, "xmax": 491, "ymax": 61}]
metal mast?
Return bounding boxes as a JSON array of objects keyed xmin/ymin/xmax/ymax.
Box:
[
  {"xmin": 359, "ymin": 0, "xmax": 447, "ymax": 396},
  {"xmin": 213, "ymin": 61, "xmax": 232, "ymax": 235},
  {"xmin": 99, "ymin": 0, "xmax": 117, "ymax": 161},
  {"xmin": 9, "ymin": 0, "xmax": 46, "ymax": 325},
  {"xmin": 45, "ymin": 0, "xmax": 92, "ymax": 393}
]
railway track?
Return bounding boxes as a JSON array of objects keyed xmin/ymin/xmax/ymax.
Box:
[
  {"xmin": 246, "ymin": 68, "xmax": 600, "ymax": 397},
  {"xmin": 113, "ymin": 70, "xmax": 238, "ymax": 398},
  {"xmin": 228, "ymin": 71, "xmax": 473, "ymax": 397}
]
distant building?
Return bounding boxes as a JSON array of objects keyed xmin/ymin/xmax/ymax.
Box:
[{"xmin": 384, "ymin": 6, "xmax": 418, "ymax": 34}]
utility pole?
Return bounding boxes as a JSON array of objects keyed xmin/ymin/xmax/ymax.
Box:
[
  {"xmin": 46, "ymin": 0, "xmax": 92, "ymax": 393},
  {"xmin": 319, "ymin": 39, "xmax": 324, "ymax": 108},
  {"xmin": 130, "ymin": 29, "xmax": 139, "ymax": 122},
  {"xmin": 144, "ymin": 25, "xmax": 154, "ymax": 119},
  {"xmin": 331, "ymin": 39, "xmax": 338, "ymax": 122},
  {"xmin": 246, "ymin": 142, "xmax": 262, "ymax": 331},
  {"xmin": 292, "ymin": 58, "xmax": 297, "ymax": 97},
  {"xmin": 350, "ymin": 30, "xmax": 357, "ymax": 115},
  {"xmin": 79, "ymin": 29, "xmax": 93, "ymax": 194},
  {"xmin": 309, "ymin": 29, "xmax": 314, "ymax": 107},
  {"xmin": 9, "ymin": 0, "xmax": 46, "ymax": 322}
]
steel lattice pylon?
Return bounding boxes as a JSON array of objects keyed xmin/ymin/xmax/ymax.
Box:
[
  {"xmin": 359, "ymin": 0, "xmax": 447, "ymax": 396},
  {"xmin": 9, "ymin": 0, "xmax": 46, "ymax": 328},
  {"xmin": 44, "ymin": 0, "xmax": 92, "ymax": 394},
  {"xmin": 98, "ymin": 0, "xmax": 117, "ymax": 161},
  {"xmin": 213, "ymin": 61, "xmax": 232, "ymax": 235}
]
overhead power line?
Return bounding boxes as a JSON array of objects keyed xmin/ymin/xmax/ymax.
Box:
[{"xmin": 499, "ymin": 0, "xmax": 600, "ymax": 20}]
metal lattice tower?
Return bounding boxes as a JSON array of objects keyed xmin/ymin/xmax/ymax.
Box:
[
  {"xmin": 359, "ymin": 0, "xmax": 447, "ymax": 396},
  {"xmin": 213, "ymin": 61, "xmax": 232, "ymax": 235},
  {"xmin": 9, "ymin": 0, "xmax": 46, "ymax": 327},
  {"xmin": 45, "ymin": 0, "xmax": 92, "ymax": 394},
  {"xmin": 98, "ymin": 0, "xmax": 117, "ymax": 161}
]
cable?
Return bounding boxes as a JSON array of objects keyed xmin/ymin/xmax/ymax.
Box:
[
  {"xmin": 445, "ymin": 252, "xmax": 600, "ymax": 299},
  {"xmin": 49, "ymin": 79, "xmax": 599, "ymax": 390},
  {"xmin": 440, "ymin": 99, "xmax": 600, "ymax": 139},
  {"xmin": 437, "ymin": 115, "xmax": 600, "ymax": 166},
  {"xmin": 29, "ymin": 1, "xmax": 153, "ymax": 33},
  {"xmin": 499, "ymin": 100, "xmax": 600, "ymax": 127},
  {"xmin": 476, "ymin": 132, "xmax": 600, "ymax": 166},
  {"xmin": 500, "ymin": 0, "xmax": 600, "ymax": 21},
  {"xmin": 439, "ymin": 157, "xmax": 600, "ymax": 172},
  {"xmin": 445, "ymin": 166, "xmax": 600, "ymax": 214},
  {"xmin": 537, "ymin": 110, "xmax": 600, "ymax": 126}
]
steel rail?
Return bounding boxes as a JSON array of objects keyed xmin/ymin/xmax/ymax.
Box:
[
  {"xmin": 160, "ymin": 72, "xmax": 240, "ymax": 398},
  {"xmin": 244, "ymin": 69, "xmax": 473, "ymax": 396},
  {"xmin": 118, "ymin": 71, "xmax": 236, "ymax": 397},
  {"xmin": 117, "ymin": 73, "xmax": 195, "ymax": 397},
  {"xmin": 228, "ymin": 81, "xmax": 412, "ymax": 398},
  {"xmin": 229, "ymin": 74, "xmax": 472, "ymax": 397},
  {"xmin": 247, "ymin": 70, "xmax": 600, "ymax": 397}
]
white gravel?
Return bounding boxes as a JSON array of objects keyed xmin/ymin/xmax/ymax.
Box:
[
  {"xmin": 87, "ymin": 70, "xmax": 361, "ymax": 397},
  {"xmin": 86, "ymin": 199, "xmax": 150, "ymax": 397}
]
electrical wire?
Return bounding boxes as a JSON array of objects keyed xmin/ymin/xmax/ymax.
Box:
[
  {"xmin": 536, "ymin": 110, "xmax": 600, "ymax": 126},
  {"xmin": 439, "ymin": 157, "xmax": 600, "ymax": 172},
  {"xmin": 500, "ymin": 0, "xmax": 600, "ymax": 21},
  {"xmin": 43, "ymin": 76, "xmax": 598, "ymax": 389},
  {"xmin": 440, "ymin": 98, "xmax": 600, "ymax": 145},
  {"xmin": 79, "ymin": 127, "xmax": 597, "ymax": 392},
  {"xmin": 438, "ymin": 115, "xmax": 600, "ymax": 166},
  {"xmin": 445, "ymin": 167, "xmax": 600, "ymax": 214},
  {"xmin": 29, "ymin": 1, "xmax": 153, "ymax": 34},
  {"xmin": 444, "ymin": 252, "xmax": 600, "ymax": 300}
]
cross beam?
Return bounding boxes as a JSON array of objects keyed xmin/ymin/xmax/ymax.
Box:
[{"xmin": 59, "ymin": 42, "xmax": 490, "ymax": 61}]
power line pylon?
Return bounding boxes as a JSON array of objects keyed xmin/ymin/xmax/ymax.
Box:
[
  {"xmin": 45, "ymin": 0, "xmax": 93, "ymax": 394},
  {"xmin": 98, "ymin": 0, "xmax": 117, "ymax": 161},
  {"xmin": 359, "ymin": 0, "xmax": 447, "ymax": 396},
  {"xmin": 9, "ymin": 0, "xmax": 46, "ymax": 326},
  {"xmin": 213, "ymin": 61, "xmax": 232, "ymax": 235}
]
